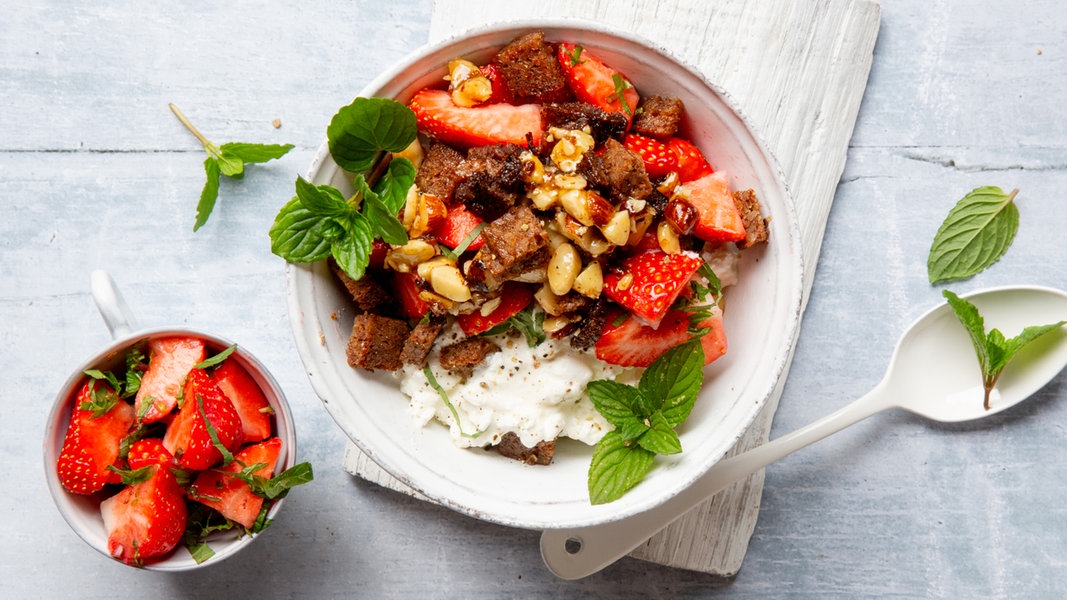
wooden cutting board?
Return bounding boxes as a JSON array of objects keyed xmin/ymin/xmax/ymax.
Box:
[{"xmin": 344, "ymin": 0, "xmax": 881, "ymax": 576}]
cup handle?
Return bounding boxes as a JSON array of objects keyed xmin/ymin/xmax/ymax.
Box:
[{"xmin": 90, "ymin": 270, "xmax": 139, "ymax": 339}]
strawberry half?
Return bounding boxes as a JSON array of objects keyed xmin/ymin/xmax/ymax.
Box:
[
  {"xmin": 135, "ymin": 336, "xmax": 206, "ymax": 423},
  {"xmin": 624, "ymin": 134, "xmax": 677, "ymax": 178},
  {"xmin": 602, "ymin": 250, "xmax": 703, "ymax": 327},
  {"xmin": 668, "ymin": 137, "xmax": 714, "ymax": 182},
  {"xmin": 684, "ymin": 172, "xmax": 747, "ymax": 243},
  {"xmin": 126, "ymin": 438, "xmax": 175, "ymax": 470},
  {"xmin": 456, "ymin": 281, "xmax": 534, "ymax": 336},
  {"xmin": 409, "ymin": 88, "xmax": 543, "ymax": 148},
  {"xmin": 595, "ymin": 305, "xmax": 727, "ymax": 368},
  {"xmin": 190, "ymin": 437, "xmax": 282, "ymax": 529},
  {"xmin": 391, "ymin": 271, "xmax": 431, "ymax": 320},
  {"xmin": 162, "ymin": 368, "xmax": 243, "ymax": 471},
  {"xmin": 557, "ymin": 43, "xmax": 639, "ymax": 127},
  {"xmin": 479, "ymin": 63, "xmax": 513, "ymax": 105},
  {"xmin": 101, "ymin": 464, "xmax": 187, "ymax": 566},
  {"xmin": 212, "ymin": 359, "xmax": 273, "ymax": 443},
  {"xmin": 430, "ymin": 203, "xmax": 485, "ymax": 252},
  {"xmin": 57, "ymin": 380, "xmax": 136, "ymax": 495}
]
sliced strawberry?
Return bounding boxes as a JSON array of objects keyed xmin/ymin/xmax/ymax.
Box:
[
  {"xmin": 667, "ymin": 137, "xmax": 714, "ymax": 182},
  {"xmin": 602, "ymin": 250, "xmax": 703, "ymax": 327},
  {"xmin": 684, "ymin": 172, "xmax": 747, "ymax": 243},
  {"xmin": 126, "ymin": 438, "xmax": 175, "ymax": 470},
  {"xmin": 162, "ymin": 369, "xmax": 243, "ymax": 471},
  {"xmin": 212, "ymin": 359, "xmax": 273, "ymax": 443},
  {"xmin": 369, "ymin": 239, "xmax": 390, "ymax": 269},
  {"xmin": 479, "ymin": 63, "xmax": 512, "ymax": 105},
  {"xmin": 557, "ymin": 43, "xmax": 639, "ymax": 126},
  {"xmin": 100, "ymin": 464, "xmax": 187, "ymax": 566},
  {"xmin": 57, "ymin": 380, "xmax": 136, "ymax": 495},
  {"xmin": 595, "ymin": 305, "xmax": 727, "ymax": 368},
  {"xmin": 391, "ymin": 271, "xmax": 430, "ymax": 319},
  {"xmin": 409, "ymin": 88, "xmax": 542, "ymax": 148},
  {"xmin": 135, "ymin": 336, "xmax": 206, "ymax": 423},
  {"xmin": 456, "ymin": 281, "xmax": 534, "ymax": 336},
  {"xmin": 190, "ymin": 437, "xmax": 282, "ymax": 529},
  {"xmin": 624, "ymin": 134, "xmax": 677, "ymax": 178},
  {"xmin": 430, "ymin": 204, "xmax": 485, "ymax": 252}
]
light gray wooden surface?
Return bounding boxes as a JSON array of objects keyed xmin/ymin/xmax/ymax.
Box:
[
  {"xmin": 4, "ymin": 1, "xmax": 1067, "ymax": 598},
  {"xmin": 344, "ymin": 0, "xmax": 880, "ymax": 577}
]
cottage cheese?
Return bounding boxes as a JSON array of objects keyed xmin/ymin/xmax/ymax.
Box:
[{"xmin": 398, "ymin": 326, "xmax": 628, "ymax": 449}]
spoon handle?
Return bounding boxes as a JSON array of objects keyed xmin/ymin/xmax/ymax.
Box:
[{"xmin": 540, "ymin": 379, "xmax": 895, "ymax": 580}]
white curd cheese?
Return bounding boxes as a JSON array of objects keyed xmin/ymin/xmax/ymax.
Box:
[{"xmin": 398, "ymin": 327, "xmax": 625, "ymax": 449}]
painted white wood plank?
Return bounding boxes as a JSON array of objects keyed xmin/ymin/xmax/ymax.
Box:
[{"xmin": 344, "ymin": 0, "xmax": 881, "ymax": 576}]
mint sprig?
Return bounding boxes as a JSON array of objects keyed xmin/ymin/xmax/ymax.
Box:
[
  {"xmin": 169, "ymin": 103, "xmax": 294, "ymax": 231},
  {"xmin": 270, "ymin": 98, "xmax": 417, "ymax": 280},
  {"xmin": 927, "ymin": 186, "xmax": 1020, "ymax": 283},
  {"xmin": 587, "ymin": 339, "xmax": 704, "ymax": 504},
  {"xmin": 943, "ymin": 290, "xmax": 1065, "ymax": 410}
]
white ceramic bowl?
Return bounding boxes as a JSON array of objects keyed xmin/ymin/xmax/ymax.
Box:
[
  {"xmin": 44, "ymin": 272, "xmax": 298, "ymax": 570},
  {"xmin": 287, "ymin": 21, "xmax": 804, "ymax": 530}
]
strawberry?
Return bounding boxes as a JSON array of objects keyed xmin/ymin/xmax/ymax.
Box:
[
  {"xmin": 162, "ymin": 368, "xmax": 243, "ymax": 471},
  {"xmin": 391, "ymin": 271, "xmax": 431, "ymax": 320},
  {"xmin": 624, "ymin": 134, "xmax": 677, "ymax": 178},
  {"xmin": 430, "ymin": 203, "xmax": 485, "ymax": 252},
  {"xmin": 595, "ymin": 305, "xmax": 727, "ymax": 368},
  {"xmin": 667, "ymin": 137, "xmax": 714, "ymax": 182},
  {"xmin": 135, "ymin": 336, "xmax": 206, "ymax": 423},
  {"xmin": 684, "ymin": 172, "xmax": 747, "ymax": 243},
  {"xmin": 126, "ymin": 438, "xmax": 175, "ymax": 470},
  {"xmin": 602, "ymin": 250, "xmax": 703, "ymax": 327},
  {"xmin": 456, "ymin": 281, "xmax": 534, "ymax": 335},
  {"xmin": 557, "ymin": 43, "xmax": 639, "ymax": 126},
  {"xmin": 57, "ymin": 380, "xmax": 136, "ymax": 495},
  {"xmin": 479, "ymin": 63, "xmax": 512, "ymax": 105},
  {"xmin": 189, "ymin": 437, "xmax": 282, "ymax": 529},
  {"xmin": 101, "ymin": 464, "xmax": 187, "ymax": 566},
  {"xmin": 409, "ymin": 88, "xmax": 543, "ymax": 148},
  {"xmin": 369, "ymin": 239, "xmax": 389, "ymax": 269},
  {"xmin": 212, "ymin": 359, "xmax": 273, "ymax": 442}
]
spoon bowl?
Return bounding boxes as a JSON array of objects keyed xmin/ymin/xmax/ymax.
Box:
[{"xmin": 541, "ymin": 285, "xmax": 1067, "ymax": 579}]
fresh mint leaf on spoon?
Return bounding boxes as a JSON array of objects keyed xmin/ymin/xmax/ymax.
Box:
[
  {"xmin": 943, "ymin": 290, "xmax": 1065, "ymax": 410},
  {"xmin": 169, "ymin": 103, "xmax": 293, "ymax": 231},
  {"xmin": 927, "ymin": 186, "xmax": 1019, "ymax": 283},
  {"xmin": 586, "ymin": 338, "xmax": 704, "ymax": 504}
]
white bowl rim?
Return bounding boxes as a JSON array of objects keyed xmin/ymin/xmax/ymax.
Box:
[{"xmin": 288, "ymin": 19, "xmax": 805, "ymax": 530}]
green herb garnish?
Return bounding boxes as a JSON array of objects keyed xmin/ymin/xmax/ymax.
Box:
[
  {"xmin": 169, "ymin": 103, "xmax": 294, "ymax": 231},
  {"xmin": 609, "ymin": 74, "xmax": 634, "ymax": 116},
  {"xmin": 586, "ymin": 339, "xmax": 704, "ymax": 504},
  {"xmin": 196, "ymin": 393, "xmax": 235, "ymax": 466},
  {"xmin": 195, "ymin": 344, "xmax": 237, "ymax": 370},
  {"xmin": 423, "ymin": 366, "xmax": 480, "ymax": 439},
  {"xmin": 481, "ymin": 306, "xmax": 546, "ymax": 348},
  {"xmin": 943, "ymin": 290, "xmax": 1065, "ymax": 410},
  {"xmin": 927, "ymin": 186, "xmax": 1020, "ymax": 283},
  {"xmin": 269, "ymin": 98, "xmax": 417, "ymax": 281},
  {"xmin": 566, "ymin": 44, "xmax": 584, "ymax": 66}
]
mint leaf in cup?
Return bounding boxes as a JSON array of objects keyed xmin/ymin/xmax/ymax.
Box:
[{"xmin": 927, "ymin": 186, "xmax": 1020, "ymax": 283}]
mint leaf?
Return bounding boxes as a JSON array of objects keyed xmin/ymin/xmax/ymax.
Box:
[
  {"xmin": 194, "ymin": 158, "xmax": 222, "ymax": 232},
  {"xmin": 943, "ymin": 290, "xmax": 1065, "ymax": 409},
  {"xmin": 928, "ymin": 187, "xmax": 1020, "ymax": 283},
  {"xmin": 214, "ymin": 152, "xmax": 246, "ymax": 178},
  {"xmin": 636, "ymin": 411, "xmax": 682, "ymax": 455},
  {"xmin": 269, "ymin": 197, "xmax": 337, "ymax": 263},
  {"xmin": 640, "ymin": 339, "xmax": 704, "ymax": 428},
  {"xmin": 356, "ymin": 175, "xmax": 408, "ymax": 246},
  {"xmin": 327, "ymin": 97, "xmax": 418, "ymax": 172},
  {"xmin": 587, "ymin": 380, "xmax": 649, "ymax": 442},
  {"xmin": 331, "ymin": 214, "xmax": 374, "ymax": 280},
  {"xmin": 374, "ymin": 157, "xmax": 417, "ymax": 215},
  {"xmin": 221, "ymin": 142, "xmax": 295, "ymax": 164},
  {"xmin": 295, "ymin": 176, "xmax": 352, "ymax": 218},
  {"xmin": 258, "ymin": 461, "xmax": 315, "ymax": 500},
  {"xmin": 195, "ymin": 344, "xmax": 236, "ymax": 370},
  {"xmin": 588, "ymin": 430, "xmax": 656, "ymax": 505}
]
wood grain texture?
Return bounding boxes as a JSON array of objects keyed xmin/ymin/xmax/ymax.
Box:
[{"xmin": 344, "ymin": 0, "xmax": 881, "ymax": 576}]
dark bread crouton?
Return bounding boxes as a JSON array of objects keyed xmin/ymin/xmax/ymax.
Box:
[
  {"xmin": 570, "ymin": 297, "xmax": 611, "ymax": 351},
  {"xmin": 632, "ymin": 95, "xmax": 684, "ymax": 138},
  {"xmin": 598, "ymin": 138, "xmax": 653, "ymax": 200},
  {"xmin": 733, "ymin": 189, "xmax": 769, "ymax": 248},
  {"xmin": 495, "ymin": 432, "xmax": 555, "ymax": 465},
  {"xmin": 453, "ymin": 143, "xmax": 526, "ymax": 221},
  {"xmin": 439, "ymin": 337, "xmax": 500, "ymax": 378},
  {"xmin": 346, "ymin": 314, "xmax": 410, "ymax": 371},
  {"xmin": 542, "ymin": 102, "xmax": 627, "ymax": 144},
  {"xmin": 494, "ymin": 32, "xmax": 571, "ymax": 104},
  {"xmin": 330, "ymin": 260, "xmax": 392, "ymax": 312},
  {"xmin": 401, "ymin": 317, "xmax": 445, "ymax": 367},
  {"xmin": 466, "ymin": 205, "xmax": 550, "ymax": 291},
  {"xmin": 416, "ymin": 143, "xmax": 468, "ymax": 201}
]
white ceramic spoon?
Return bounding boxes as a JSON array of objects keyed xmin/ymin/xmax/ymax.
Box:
[{"xmin": 541, "ymin": 285, "xmax": 1067, "ymax": 580}]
